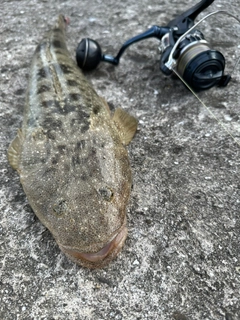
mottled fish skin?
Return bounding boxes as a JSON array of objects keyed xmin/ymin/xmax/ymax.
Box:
[{"xmin": 8, "ymin": 15, "xmax": 137, "ymax": 268}]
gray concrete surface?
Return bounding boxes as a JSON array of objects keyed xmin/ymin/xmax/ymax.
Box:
[{"xmin": 1, "ymin": 0, "xmax": 240, "ymax": 319}]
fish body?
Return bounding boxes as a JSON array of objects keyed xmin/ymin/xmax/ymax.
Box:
[{"xmin": 8, "ymin": 16, "xmax": 137, "ymax": 268}]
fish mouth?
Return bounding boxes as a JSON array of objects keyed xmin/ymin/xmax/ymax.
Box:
[{"xmin": 59, "ymin": 226, "xmax": 128, "ymax": 267}]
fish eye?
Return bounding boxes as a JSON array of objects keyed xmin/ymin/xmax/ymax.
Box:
[
  {"xmin": 98, "ymin": 187, "xmax": 114, "ymax": 201},
  {"xmin": 53, "ymin": 199, "xmax": 67, "ymax": 216}
]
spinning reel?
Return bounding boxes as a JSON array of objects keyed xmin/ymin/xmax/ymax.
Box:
[{"xmin": 76, "ymin": 0, "xmax": 237, "ymax": 91}]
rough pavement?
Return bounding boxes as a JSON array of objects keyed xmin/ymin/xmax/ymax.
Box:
[{"xmin": 1, "ymin": 0, "xmax": 240, "ymax": 319}]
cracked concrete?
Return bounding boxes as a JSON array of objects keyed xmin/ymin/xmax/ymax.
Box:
[{"xmin": 1, "ymin": 0, "xmax": 240, "ymax": 319}]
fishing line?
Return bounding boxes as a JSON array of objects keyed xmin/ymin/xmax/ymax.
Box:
[
  {"xmin": 231, "ymin": 56, "xmax": 240, "ymax": 76},
  {"xmin": 173, "ymin": 68, "xmax": 240, "ymax": 147}
]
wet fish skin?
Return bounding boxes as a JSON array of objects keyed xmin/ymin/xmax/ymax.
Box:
[{"xmin": 8, "ymin": 15, "xmax": 137, "ymax": 268}]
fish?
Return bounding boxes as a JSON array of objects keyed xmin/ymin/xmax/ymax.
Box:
[{"xmin": 7, "ymin": 15, "xmax": 137, "ymax": 269}]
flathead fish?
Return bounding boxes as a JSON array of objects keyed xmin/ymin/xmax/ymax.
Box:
[{"xmin": 8, "ymin": 15, "xmax": 137, "ymax": 268}]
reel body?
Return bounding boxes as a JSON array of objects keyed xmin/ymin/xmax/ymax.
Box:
[{"xmin": 76, "ymin": 0, "xmax": 232, "ymax": 91}]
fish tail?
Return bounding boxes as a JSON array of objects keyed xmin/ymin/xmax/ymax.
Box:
[{"xmin": 23, "ymin": 15, "xmax": 73, "ymax": 128}]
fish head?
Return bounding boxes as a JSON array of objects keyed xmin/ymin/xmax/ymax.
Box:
[
  {"xmin": 22, "ymin": 142, "xmax": 132, "ymax": 269},
  {"xmin": 49, "ymin": 174, "xmax": 131, "ymax": 268}
]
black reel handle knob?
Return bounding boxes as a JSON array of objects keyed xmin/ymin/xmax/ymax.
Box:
[{"xmin": 76, "ymin": 38, "xmax": 102, "ymax": 71}]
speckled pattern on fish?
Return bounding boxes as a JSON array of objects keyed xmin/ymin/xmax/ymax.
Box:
[{"xmin": 7, "ymin": 15, "xmax": 137, "ymax": 269}]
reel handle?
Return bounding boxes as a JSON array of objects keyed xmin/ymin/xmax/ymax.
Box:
[{"xmin": 76, "ymin": 26, "xmax": 170, "ymax": 71}]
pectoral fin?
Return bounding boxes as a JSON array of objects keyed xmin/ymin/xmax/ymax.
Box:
[
  {"xmin": 7, "ymin": 129, "xmax": 23, "ymax": 171},
  {"xmin": 113, "ymin": 108, "xmax": 138, "ymax": 145}
]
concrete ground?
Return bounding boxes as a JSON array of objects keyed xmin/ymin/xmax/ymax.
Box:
[{"xmin": 1, "ymin": 0, "xmax": 240, "ymax": 319}]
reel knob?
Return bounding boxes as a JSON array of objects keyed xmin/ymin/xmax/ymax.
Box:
[{"xmin": 76, "ymin": 38, "xmax": 102, "ymax": 71}]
